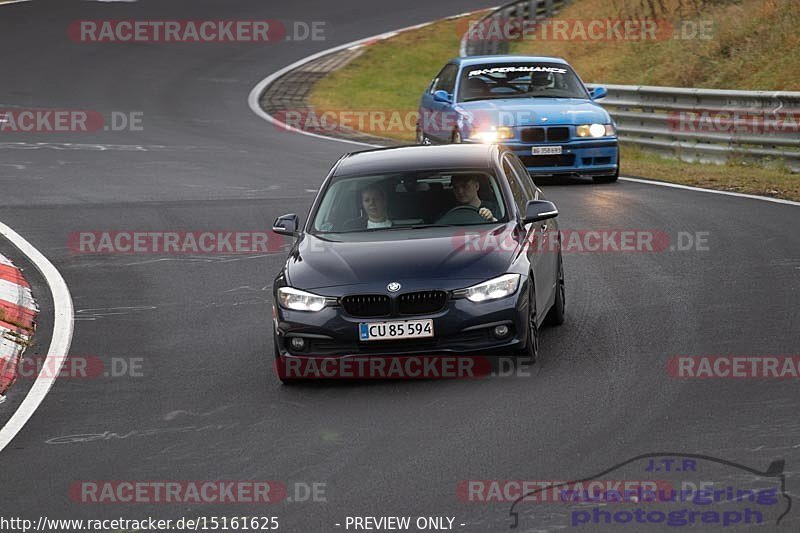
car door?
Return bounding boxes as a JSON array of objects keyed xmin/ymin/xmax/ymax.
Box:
[
  {"xmin": 503, "ymin": 153, "xmax": 555, "ymax": 319},
  {"xmin": 422, "ymin": 63, "xmax": 458, "ymax": 143},
  {"xmin": 508, "ymin": 151, "xmax": 558, "ymax": 278}
]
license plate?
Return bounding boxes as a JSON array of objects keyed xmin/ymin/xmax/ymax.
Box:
[
  {"xmin": 531, "ymin": 146, "xmax": 562, "ymax": 155},
  {"xmin": 359, "ymin": 319, "xmax": 434, "ymax": 341}
]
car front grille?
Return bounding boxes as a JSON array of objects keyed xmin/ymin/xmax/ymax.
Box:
[
  {"xmin": 520, "ymin": 127, "xmax": 545, "ymax": 143},
  {"xmin": 519, "ymin": 154, "xmax": 576, "ymax": 167},
  {"xmin": 546, "ymin": 127, "xmax": 570, "ymax": 142},
  {"xmin": 341, "ymin": 294, "xmax": 391, "ymax": 317},
  {"xmin": 520, "ymin": 126, "xmax": 571, "ymax": 143},
  {"xmin": 341, "ymin": 291, "xmax": 448, "ymax": 317},
  {"xmin": 398, "ymin": 290, "xmax": 447, "ymax": 315}
]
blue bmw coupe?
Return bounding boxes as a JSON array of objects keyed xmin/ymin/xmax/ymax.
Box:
[{"xmin": 416, "ymin": 56, "xmax": 619, "ymax": 182}]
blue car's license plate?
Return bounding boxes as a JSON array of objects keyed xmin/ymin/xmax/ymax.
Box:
[
  {"xmin": 359, "ymin": 319, "xmax": 434, "ymax": 341},
  {"xmin": 531, "ymin": 146, "xmax": 562, "ymax": 155}
]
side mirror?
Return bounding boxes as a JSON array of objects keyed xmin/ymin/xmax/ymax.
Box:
[
  {"xmin": 433, "ymin": 90, "xmax": 452, "ymax": 104},
  {"xmin": 523, "ymin": 200, "xmax": 558, "ymax": 224},
  {"xmin": 590, "ymin": 86, "xmax": 608, "ymax": 100},
  {"xmin": 272, "ymin": 213, "xmax": 301, "ymax": 237}
]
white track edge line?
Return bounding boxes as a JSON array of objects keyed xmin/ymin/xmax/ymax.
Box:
[
  {"xmin": 248, "ymin": 10, "xmax": 492, "ymax": 149},
  {"xmin": 619, "ymin": 177, "xmax": 800, "ymax": 207},
  {"xmin": 0, "ymin": 223, "xmax": 74, "ymax": 452}
]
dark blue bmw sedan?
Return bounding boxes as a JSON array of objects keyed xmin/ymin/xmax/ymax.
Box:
[{"xmin": 271, "ymin": 144, "xmax": 565, "ymax": 383}]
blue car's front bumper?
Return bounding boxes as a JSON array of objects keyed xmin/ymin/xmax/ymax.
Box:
[
  {"xmin": 511, "ymin": 138, "xmax": 618, "ymax": 176},
  {"xmin": 467, "ymin": 136, "xmax": 618, "ymax": 176}
]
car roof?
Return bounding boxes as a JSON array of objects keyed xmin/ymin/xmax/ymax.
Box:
[
  {"xmin": 333, "ymin": 144, "xmax": 501, "ymax": 176},
  {"xmin": 454, "ymin": 55, "xmax": 569, "ymax": 67}
]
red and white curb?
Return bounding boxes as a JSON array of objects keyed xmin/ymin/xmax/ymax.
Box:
[
  {"xmin": 0, "ymin": 253, "xmax": 38, "ymax": 402},
  {"xmin": 0, "ymin": 222, "xmax": 72, "ymax": 452}
]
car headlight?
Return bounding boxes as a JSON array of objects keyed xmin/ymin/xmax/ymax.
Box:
[
  {"xmin": 469, "ymin": 126, "xmax": 514, "ymax": 143},
  {"xmin": 576, "ymin": 123, "xmax": 615, "ymax": 137},
  {"xmin": 277, "ymin": 287, "xmax": 327, "ymax": 312},
  {"xmin": 465, "ymin": 273, "xmax": 520, "ymax": 302}
]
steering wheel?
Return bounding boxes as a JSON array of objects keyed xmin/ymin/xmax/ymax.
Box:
[{"xmin": 436, "ymin": 205, "xmax": 487, "ymax": 225}]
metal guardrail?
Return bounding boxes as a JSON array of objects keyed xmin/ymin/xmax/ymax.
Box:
[
  {"xmin": 459, "ymin": 0, "xmax": 567, "ymax": 57},
  {"xmin": 460, "ymin": 1, "xmax": 800, "ymax": 171}
]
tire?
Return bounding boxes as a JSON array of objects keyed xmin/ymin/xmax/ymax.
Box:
[
  {"xmin": 593, "ymin": 167, "xmax": 618, "ymax": 183},
  {"xmin": 273, "ymin": 336, "xmax": 299, "ymax": 385},
  {"xmin": 545, "ymin": 252, "xmax": 565, "ymax": 326},
  {"xmin": 452, "ymin": 130, "xmax": 462, "ymax": 144},
  {"xmin": 515, "ymin": 278, "xmax": 539, "ymax": 363}
]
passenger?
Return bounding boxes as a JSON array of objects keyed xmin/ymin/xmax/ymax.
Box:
[
  {"xmin": 449, "ymin": 174, "xmax": 497, "ymax": 221},
  {"xmin": 344, "ymin": 184, "xmax": 393, "ymax": 230}
]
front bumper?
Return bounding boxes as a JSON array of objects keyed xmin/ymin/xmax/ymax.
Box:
[
  {"xmin": 468, "ymin": 137, "xmax": 619, "ymax": 176},
  {"xmin": 273, "ymin": 289, "xmax": 528, "ymax": 359},
  {"xmin": 512, "ymin": 138, "xmax": 618, "ymax": 175}
]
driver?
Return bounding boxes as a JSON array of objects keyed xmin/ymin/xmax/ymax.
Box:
[
  {"xmin": 449, "ymin": 174, "xmax": 497, "ymax": 221},
  {"xmin": 529, "ymin": 71, "xmax": 553, "ymax": 92}
]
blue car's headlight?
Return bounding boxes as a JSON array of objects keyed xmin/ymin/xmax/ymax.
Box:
[
  {"xmin": 465, "ymin": 274, "xmax": 521, "ymax": 302},
  {"xmin": 469, "ymin": 126, "xmax": 514, "ymax": 143},
  {"xmin": 278, "ymin": 287, "xmax": 327, "ymax": 312},
  {"xmin": 576, "ymin": 124, "xmax": 615, "ymax": 137}
]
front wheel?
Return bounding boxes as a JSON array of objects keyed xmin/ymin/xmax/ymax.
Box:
[
  {"xmin": 593, "ymin": 170, "xmax": 618, "ymax": 183},
  {"xmin": 545, "ymin": 252, "xmax": 565, "ymax": 326},
  {"xmin": 452, "ymin": 130, "xmax": 462, "ymax": 144},
  {"xmin": 515, "ymin": 280, "xmax": 538, "ymax": 363}
]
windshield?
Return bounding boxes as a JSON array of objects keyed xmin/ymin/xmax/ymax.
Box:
[
  {"xmin": 311, "ymin": 170, "xmax": 508, "ymax": 234},
  {"xmin": 458, "ymin": 62, "xmax": 589, "ymax": 102}
]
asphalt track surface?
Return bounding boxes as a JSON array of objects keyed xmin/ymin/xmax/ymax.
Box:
[{"xmin": 1, "ymin": 1, "xmax": 799, "ymax": 531}]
